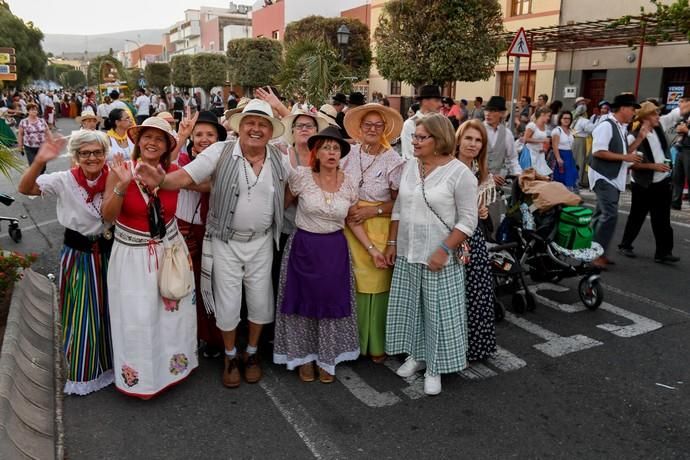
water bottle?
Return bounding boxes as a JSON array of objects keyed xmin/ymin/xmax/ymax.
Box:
[{"xmin": 520, "ymin": 203, "xmax": 535, "ymax": 230}]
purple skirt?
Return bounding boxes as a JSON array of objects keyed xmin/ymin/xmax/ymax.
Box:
[{"xmin": 281, "ymin": 229, "xmax": 352, "ymax": 319}]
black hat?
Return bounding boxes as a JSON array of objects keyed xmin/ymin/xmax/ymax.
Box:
[
  {"xmin": 485, "ymin": 96, "xmax": 507, "ymax": 111},
  {"xmin": 307, "ymin": 126, "xmax": 351, "ymax": 157},
  {"xmin": 109, "ymin": 90, "xmax": 120, "ymax": 99},
  {"xmin": 348, "ymin": 92, "xmax": 366, "ymax": 106},
  {"xmin": 610, "ymin": 93, "xmax": 640, "ymax": 109},
  {"xmin": 442, "ymin": 96, "xmax": 455, "ymax": 105},
  {"xmin": 598, "ymin": 100, "xmax": 610, "ymax": 108},
  {"xmin": 416, "ymin": 85, "xmax": 442, "ymax": 100},
  {"xmin": 194, "ymin": 110, "xmax": 227, "ymax": 141},
  {"xmin": 332, "ymin": 92, "xmax": 347, "ymax": 105}
]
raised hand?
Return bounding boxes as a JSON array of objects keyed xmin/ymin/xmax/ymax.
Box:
[
  {"xmin": 134, "ymin": 161, "xmax": 165, "ymax": 189},
  {"xmin": 177, "ymin": 105, "xmax": 199, "ymax": 140},
  {"xmin": 255, "ymin": 86, "xmax": 281, "ymax": 111},
  {"xmin": 111, "ymin": 154, "xmax": 133, "ymax": 186},
  {"xmin": 35, "ymin": 136, "xmax": 67, "ymax": 163}
]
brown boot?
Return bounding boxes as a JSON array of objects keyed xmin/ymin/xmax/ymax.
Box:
[
  {"xmin": 223, "ymin": 355, "xmax": 241, "ymax": 388},
  {"xmin": 318, "ymin": 367, "xmax": 335, "ymax": 384},
  {"xmin": 243, "ymin": 352, "xmax": 262, "ymax": 384},
  {"xmin": 298, "ymin": 363, "xmax": 315, "ymax": 382}
]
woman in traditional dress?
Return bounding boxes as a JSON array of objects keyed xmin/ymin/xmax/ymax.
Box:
[
  {"xmin": 106, "ymin": 108, "xmax": 134, "ymax": 162},
  {"xmin": 61, "ymin": 95, "xmax": 71, "ymax": 118},
  {"xmin": 455, "ymin": 119, "xmax": 497, "ymax": 362},
  {"xmin": 175, "ymin": 110, "xmax": 226, "ymax": 358},
  {"xmin": 550, "ymin": 111, "xmax": 579, "ymax": 191},
  {"xmin": 102, "ymin": 117, "xmax": 197, "ymax": 399},
  {"xmin": 384, "ymin": 113, "xmax": 478, "ymax": 396},
  {"xmin": 341, "ymin": 103, "xmax": 404, "ymax": 363},
  {"xmin": 18, "ymin": 131, "xmax": 114, "ymax": 395},
  {"xmin": 273, "ymin": 126, "xmax": 386, "ymax": 383},
  {"xmin": 523, "ymin": 107, "xmax": 553, "ymax": 176}
]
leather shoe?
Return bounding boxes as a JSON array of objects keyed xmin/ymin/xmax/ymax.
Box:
[
  {"xmin": 396, "ymin": 357, "xmax": 426, "ymax": 378},
  {"xmin": 223, "ymin": 355, "xmax": 241, "ymax": 388},
  {"xmin": 299, "ymin": 363, "xmax": 315, "ymax": 382},
  {"xmin": 655, "ymin": 254, "xmax": 680, "ymax": 263},
  {"xmin": 318, "ymin": 367, "xmax": 335, "ymax": 384},
  {"xmin": 243, "ymin": 352, "xmax": 262, "ymax": 383},
  {"xmin": 617, "ymin": 247, "xmax": 636, "ymax": 258},
  {"xmin": 591, "ymin": 256, "xmax": 608, "ymax": 270}
]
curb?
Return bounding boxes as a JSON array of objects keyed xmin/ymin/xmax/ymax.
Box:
[{"xmin": 0, "ymin": 269, "xmax": 59, "ymax": 460}]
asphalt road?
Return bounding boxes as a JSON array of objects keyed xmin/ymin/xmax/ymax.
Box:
[{"xmin": 3, "ymin": 118, "xmax": 689, "ymax": 459}]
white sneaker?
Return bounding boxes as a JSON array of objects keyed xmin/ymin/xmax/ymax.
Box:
[
  {"xmin": 396, "ymin": 357, "xmax": 426, "ymax": 378},
  {"xmin": 424, "ymin": 374, "xmax": 442, "ymax": 395}
]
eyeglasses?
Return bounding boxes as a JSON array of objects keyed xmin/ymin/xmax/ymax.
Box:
[
  {"xmin": 77, "ymin": 149, "xmax": 106, "ymax": 159},
  {"xmin": 361, "ymin": 122, "xmax": 385, "ymax": 131},
  {"xmin": 319, "ymin": 145, "xmax": 341, "ymax": 153},
  {"xmin": 411, "ymin": 134, "xmax": 433, "ymax": 143},
  {"xmin": 293, "ymin": 123, "xmax": 316, "ymax": 131}
]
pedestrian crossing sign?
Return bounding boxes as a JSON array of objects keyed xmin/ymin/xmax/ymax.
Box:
[{"xmin": 508, "ymin": 27, "xmax": 531, "ymax": 57}]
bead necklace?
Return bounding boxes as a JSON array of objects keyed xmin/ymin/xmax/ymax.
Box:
[
  {"xmin": 359, "ymin": 143, "xmax": 382, "ymax": 188},
  {"xmin": 242, "ymin": 153, "xmax": 266, "ymax": 199}
]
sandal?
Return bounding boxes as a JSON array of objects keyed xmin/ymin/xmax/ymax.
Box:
[
  {"xmin": 298, "ymin": 363, "xmax": 315, "ymax": 383},
  {"xmin": 318, "ymin": 367, "xmax": 335, "ymax": 384},
  {"xmin": 371, "ymin": 354, "xmax": 387, "ymax": 364}
]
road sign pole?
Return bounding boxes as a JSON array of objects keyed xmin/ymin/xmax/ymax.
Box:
[{"xmin": 509, "ymin": 56, "xmax": 521, "ymax": 136}]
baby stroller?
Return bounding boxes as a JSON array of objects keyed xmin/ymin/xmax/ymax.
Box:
[
  {"xmin": 0, "ymin": 192, "xmax": 21, "ymax": 242},
  {"xmin": 497, "ymin": 176, "xmax": 604, "ymax": 310}
]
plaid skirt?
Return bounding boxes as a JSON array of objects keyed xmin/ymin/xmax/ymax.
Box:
[{"xmin": 385, "ymin": 257, "xmax": 468, "ymax": 375}]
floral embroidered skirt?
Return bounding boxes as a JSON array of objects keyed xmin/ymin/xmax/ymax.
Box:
[
  {"xmin": 464, "ymin": 230, "xmax": 497, "ymax": 362},
  {"xmin": 107, "ymin": 221, "xmax": 198, "ymax": 398}
]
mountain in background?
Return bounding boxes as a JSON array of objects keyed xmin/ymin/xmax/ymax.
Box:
[{"xmin": 43, "ymin": 29, "xmax": 167, "ymax": 56}]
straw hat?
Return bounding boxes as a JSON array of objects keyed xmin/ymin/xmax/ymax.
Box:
[
  {"xmin": 281, "ymin": 110, "xmax": 330, "ymax": 145},
  {"xmin": 318, "ymin": 104, "xmax": 340, "ymax": 127},
  {"xmin": 156, "ymin": 111, "xmax": 175, "ymax": 123},
  {"xmin": 127, "ymin": 116, "xmax": 177, "ymax": 152},
  {"xmin": 343, "ymin": 103, "xmax": 404, "ymax": 142},
  {"xmin": 224, "ymin": 97, "xmax": 251, "ymax": 119},
  {"xmin": 228, "ymin": 99, "xmax": 285, "ymax": 139},
  {"xmin": 635, "ymin": 101, "xmax": 660, "ymax": 120},
  {"xmin": 76, "ymin": 108, "xmax": 99, "ymax": 125}
]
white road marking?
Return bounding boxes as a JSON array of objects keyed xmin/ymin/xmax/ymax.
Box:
[
  {"xmin": 531, "ymin": 283, "xmax": 586, "ymax": 313},
  {"xmin": 655, "ymin": 383, "xmax": 677, "ymax": 390},
  {"xmin": 504, "ymin": 311, "xmax": 603, "ymax": 357},
  {"xmin": 338, "ymin": 366, "xmax": 402, "ymax": 407},
  {"xmin": 459, "ymin": 363, "xmax": 497, "ymax": 380},
  {"xmin": 259, "ymin": 367, "xmax": 342, "ymax": 459},
  {"xmin": 596, "ymin": 302, "xmax": 663, "ymax": 337},
  {"xmin": 382, "ymin": 358, "xmax": 425, "ymax": 400},
  {"xmin": 600, "ymin": 282, "xmax": 690, "ymax": 319},
  {"xmin": 487, "ymin": 346, "xmax": 527, "ymax": 372},
  {"xmin": 581, "ymin": 202, "xmax": 690, "ymax": 229}
]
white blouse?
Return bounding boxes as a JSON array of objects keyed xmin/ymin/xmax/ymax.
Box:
[
  {"xmin": 392, "ymin": 158, "xmax": 478, "ymax": 265},
  {"xmin": 552, "ymin": 126, "xmax": 574, "ymax": 151},
  {"xmin": 36, "ymin": 170, "xmax": 107, "ymax": 236},
  {"xmin": 289, "ymin": 166, "xmax": 358, "ymax": 234},
  {"xmin": 340, "ymin": 144, "xmax": 405, "ymax": 202},
  {"xmin": 107, "ymin": 136, "xmax": 134, "ymax": 162}
]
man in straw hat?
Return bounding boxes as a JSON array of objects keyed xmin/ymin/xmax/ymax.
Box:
[
  {"xmin": 135, "ymin": 99, "xmax": 288, "ymax": 388},
  {"xmin": 618, "ymin": 98, "xmax": 690, "ymax": 263},
  {"xmin": 400, "ymin": 85, "xmax": 443, "ymax": 160},
  {"xmin": 76, "ymin": 108, "xmax": 99, "ymax": 131},
  {"xmin": 589, "ymin": 93, "xmax": 645, "ymax": 269}
]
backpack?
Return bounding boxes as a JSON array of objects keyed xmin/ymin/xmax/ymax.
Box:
[{"xmin": 555, "ymin": 206, "xmax": 593, "ymax": 249}]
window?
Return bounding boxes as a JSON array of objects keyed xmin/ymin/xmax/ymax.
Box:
[
  {"xmin": 511, "ymin": 0, "xmax": 532, "ymax": 16},
  {"xmin": 390, "ymin": 80, "xmax": 401, "ymax": 95},
  {"xmin": 272, "ymin": 30, "xmax": 280, "ymax": 40}
]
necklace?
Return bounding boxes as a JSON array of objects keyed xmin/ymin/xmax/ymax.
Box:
[
  {"xmin": 242, "ymin": 153, "xmax": 266, "ymax": 199},
  {"xmin": 314, "ymin": 172, "xmax": 337, "ymax": 206},
  {"xmin": 359, "ymin": 144, "xmax": 381, "ymax": 188}
]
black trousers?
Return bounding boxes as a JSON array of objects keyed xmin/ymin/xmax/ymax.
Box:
[
  {"xmin": 671, "ymin": 149, "xmax": 690, "ymax": 208},
  {"xmin": 620, "ymin": 178, "xmax": 673, "ymax": 258}
]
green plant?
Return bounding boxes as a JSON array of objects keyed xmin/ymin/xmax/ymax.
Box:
[
  {"xmin": 0, "ymin": 251, "xmax": 37, "ymax": 298},
  {"xmin": 226, "ymin": 37, "xmax": 283, "ymax": 90},
  {"xmin": 0, "ymin": 144, "xmax": 25, "ymax": 178}
]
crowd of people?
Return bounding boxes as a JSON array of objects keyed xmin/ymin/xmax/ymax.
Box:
[{"xmin": 14, "ymin": 81, "xmax": 690, "ymax": 400}]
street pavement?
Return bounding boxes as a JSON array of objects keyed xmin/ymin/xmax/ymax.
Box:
[{"xmin": 2, "ymin": 118, "xmax": 689, "ymax": 459}]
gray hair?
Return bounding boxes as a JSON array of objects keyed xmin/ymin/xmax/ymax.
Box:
[{"xmin": 68, "ymin": 130, "xmax": 110, "ymax": 162}]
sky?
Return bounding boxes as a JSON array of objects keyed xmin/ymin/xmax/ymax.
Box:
[{"xmin": 7, "ymin": 0, "xmax": 256, "ymax": 35}]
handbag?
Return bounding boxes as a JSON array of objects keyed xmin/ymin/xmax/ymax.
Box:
[
  {"xmin": 419, "ymin": 162, "xmax": 471, "ymax": 265},
  {"xmin": 519, "ymin": 144, "xmax": 532, "ymax": 170},
  {"xmin": 159, "ymin": 240, "xmax": 194, "ymax": 300}
]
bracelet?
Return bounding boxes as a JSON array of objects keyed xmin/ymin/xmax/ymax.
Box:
[
  {"xmin": 439, "ymin": 242, "xmax": 452, "ymax": 255},
  {"xmin": 386, "ymin": 240, "xmax": 397, "ymax": 246},
  {"xmin": 366, "ymin": 244, "xmax": 375, "ymax": 252},
  {"xmin": 113, "ymin": 186, "xmax": 125, "ymax": 197}
]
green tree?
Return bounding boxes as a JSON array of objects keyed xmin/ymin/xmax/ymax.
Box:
[
  {"xmin": 44, "ymin": 63, "xmax": 73, "ymax": 83},
  {"xmin": 191, "ymin": 53, "xmax": 227, "ymax": 91},
  {"xmin": 60, "ymin": 69, "xmax": 86, "ymax": 88},
  {"xmin": 144, "ymin": 62, "xmax": 171, "ymax": 90},
  {"xmin": 0, "ymin": 1, "xmax": 47, "ymax": 86},
  {"xmin": 171, "ymin": 55, "xmax": 193, "ymax": 88},
  {"xmin": 284, "ymin": 16, "xmax": 371, "ymax": 82},
  {"xmin": 226, "ymin": 38, "xmax": 283, "ymax": 90},
  {"xmin": 375, "ymin": 0, "xmax": 505, "ymax": 86}
]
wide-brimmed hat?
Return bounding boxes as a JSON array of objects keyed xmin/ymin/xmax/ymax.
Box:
[
  {"xmin": 610, "ymin": 93, "xmax": 640, "ymax": 109},
  {"xmin": 318, "ymin": 104, "xmax": 340, "ymax": 126},
  {"xmin": 195, "ymin": 110, "xmax": 227, "ymax": 142},
  {"xmin": 228, "ymin": 99, "xmax": 285, "ymax": 139},
  {"xmin": 574, "ymin": 96, "xmax": 590, "ymax": 105},
  {"xmin": 348, "ymin": 92, "xmax": 366, "ymax": 106},
  {"xmin": 76, "ymin": 108, "xmax": 98, "ymax": 124},
  {"xmin": 416, "ymin": 85, "xmax": 442, "ymax": 101},
  {"xmin": 307, "ymin": 126, "xmax": 351, "ymax": 157},
  {"xmin": 343, "ymin": 103, "xmax": 404, "ymax": 142},
  {"xmin": 127, "ymin": 116, "xmax": 177, "ymax": 152},
  {"xmin": 156, "ymin": 111, "xmax": 175, "ymax": 123},
  {"xmin": 281, "ymin": 110, "xmax": 330, "ymax": 145},
  {"xmin": 332, "ymin": 93, "xmax": 347, "ymax": 105},
  {"xmin": 224, "ymin": 97, "xmax": 251, "ymax": 119},
  {"xmin": 635, "ymin": 101, "xmax": 660, "ymax": 120},
  {"xmin": 485, "ymin": 96, "xmax": 507, "ymax": 111}
]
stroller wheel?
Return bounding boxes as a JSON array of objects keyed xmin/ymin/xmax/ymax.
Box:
[
  {"xmin": 8, "ymin": 222, "xmax": 21, "ymax": 243},
  {"xmin": 511, "ymin": 293, "xmax": 527, "ymax": 314},
  {"xmin": 578, "ymin": 276, "xmax": 604, "ymax": 310},
  {"xmin": 493, "ymin": 299, "xmax": 505, "ymax": 323}
]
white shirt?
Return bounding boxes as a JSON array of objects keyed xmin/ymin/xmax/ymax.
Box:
[
  {"xmin": 183, "ymin": 141, "xmax": 278, "ymax": 232},
  {"xmin": 484, "ymin": 122, "xmax": 522, "ymax": 176},
  {"xmin": 36, "ymin": 170, "xmax": 106, "ymax": 236},
  {"xmin": 572, "ymin": 116, "xmax": 595, "ymax": 138},
  {"xmin": 107, "ymin": 136, "xmax": 134, "ymax": 162},
  {"xmin": 135, "ymin": 95, "xmax": 150, "ymax": 116},
  {"xmin": 109, "ymin": 100, "xmax": 128, "ymax": 112},
  {"xmin": 552, "ymin": 126, "xmax": 574, "ymax": 151},
  {"xmin": 392, "ymin": 158, "xmax": 478, "ymax": 265},
  {"xmin": 97, "ymin": 102, "xmax": 111, "ymax": 119},
  {"xmin": 589, "ymin": 118, "xmax": 630, "ymax": 191},
  {"xmin": 626, "ymin": 107, "xmax": 683, "ymax": 183},
  {"xmin": 400, "ymin": 111, "xmax": 427, "ymax": 160}
]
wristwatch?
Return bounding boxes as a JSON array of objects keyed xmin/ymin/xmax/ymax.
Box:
[{"xmin": 377, "ymin": 207, "xmax": 383, "ymax": 215}]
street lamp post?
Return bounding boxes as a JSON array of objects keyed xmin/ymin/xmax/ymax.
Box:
[{"xmin": 336, "ymin": 24, "xmax": 351, "ymax": 61}]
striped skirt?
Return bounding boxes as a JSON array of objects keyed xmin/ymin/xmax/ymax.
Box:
[
  {"xmin": 385, "ymin": 257, "xmax": 468, "ymax": 375},
  {"xmin": 59, "ymin": 244, "xmax": 114, "ymax": 395}
]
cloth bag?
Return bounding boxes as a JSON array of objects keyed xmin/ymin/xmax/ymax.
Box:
[{"xmin": 159, "ymin": 240, "xmax": 194, "ymax": 300}]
